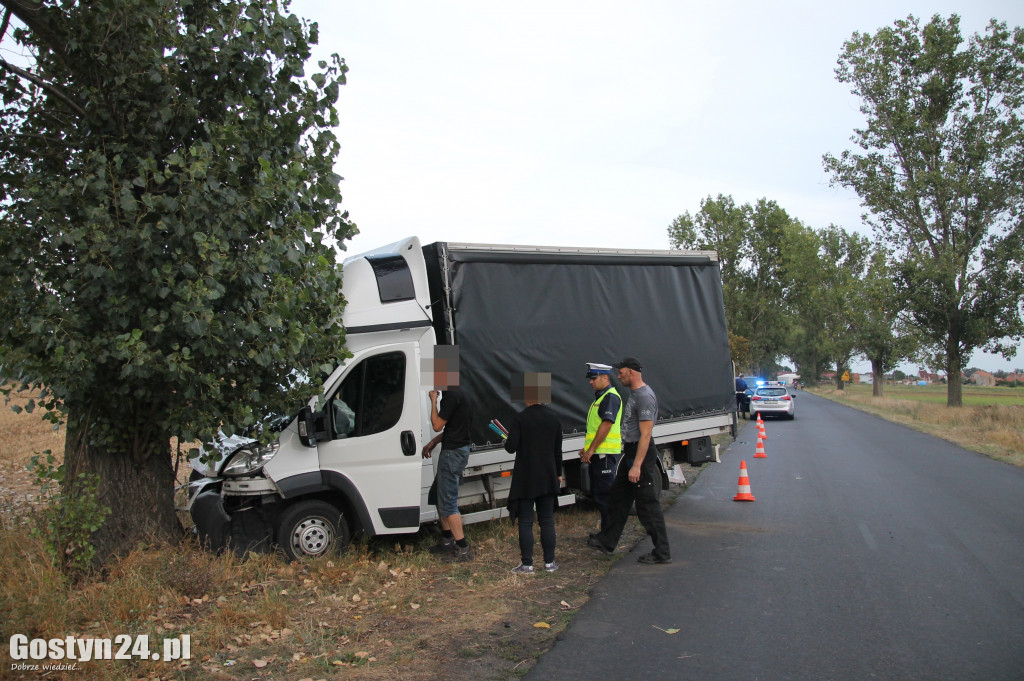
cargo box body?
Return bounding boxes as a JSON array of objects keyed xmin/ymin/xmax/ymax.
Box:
[{"xmin": 422, "ymin": 241, "xmax": 735, "ymax": 448}]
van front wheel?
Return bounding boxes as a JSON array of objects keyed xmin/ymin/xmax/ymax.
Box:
[{"xmin": 276, "ymin": 500, "xmax": 350, "ymax": 561}]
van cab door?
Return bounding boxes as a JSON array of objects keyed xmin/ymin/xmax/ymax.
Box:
[{"xmin": 317, "ymin": 342, "xmax": 422, "ymax": 535}]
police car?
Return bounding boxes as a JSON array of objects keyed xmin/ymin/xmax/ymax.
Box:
[{"xmin": 749, "ymin": 381, "xmax": 795, "ymax": 420}]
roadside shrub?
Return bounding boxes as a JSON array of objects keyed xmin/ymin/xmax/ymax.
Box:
[{"xmin": 27, "ymin": 451, "xmax": 111, "ymax": 575}]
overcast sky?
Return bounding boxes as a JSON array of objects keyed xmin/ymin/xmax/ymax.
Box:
[{"xmin": 291, "ymin": 0, "xmax": 1024, "ymax": 373}]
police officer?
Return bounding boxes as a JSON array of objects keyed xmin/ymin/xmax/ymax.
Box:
[
  {"xmin": 735, "ymin": 375, "xmax": 749, "ymax": 419},
  {"xmin": 579, "ymin": 362, "xmax": 623, "ymax": 533},
  {"xmin": 587, "ymin": 357, "xmax": 671, "ymax": 565}
]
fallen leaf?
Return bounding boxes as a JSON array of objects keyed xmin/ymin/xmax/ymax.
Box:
[
  {"xmin": 560, "ymin": 600, "xmax": 572, "ymax": 609},
  {"xmin": 253, "ymin": 659, "xmax": 268, "ymax": 668},
  {"xmin": 533, "ymin": 622, "xmax": 551, "ymax": 629},
  {"xmin": 652, "ymin": 625, "xmax": 680, "ymax": 634},
  {"xmin": 410, "ymin": 603, "xmax": 421, "ymax": 610}
]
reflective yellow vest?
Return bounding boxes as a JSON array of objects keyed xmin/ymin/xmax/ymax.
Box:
[{"xmin": 585, "ymin": 387, "xmax": 622, "ymax": 455}]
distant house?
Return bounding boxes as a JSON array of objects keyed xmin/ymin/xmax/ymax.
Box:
[
  {"xmin": 1000, "ymin": 373, "xmax": 1023, "ymax": 385},
  {"xmin": 972, "ymin": 370, "xmax": 996, "ymax": 387},
  {"xmin": 917, "ymin": 369, "xmax": 945, "ymax": 384},
  {"xmin": 858, "ymin": 373, "xmax": 873, "ymax": 384}
]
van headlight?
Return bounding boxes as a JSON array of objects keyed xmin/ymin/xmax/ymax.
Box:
[{"xmin": 222, "ymin": 441, "xmax": 280, "ymax": 477}]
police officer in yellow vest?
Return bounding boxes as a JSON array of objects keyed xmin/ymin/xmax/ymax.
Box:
[{"xmin": 580, "ymin": 362, "xmax": 623, "ymax": 532}]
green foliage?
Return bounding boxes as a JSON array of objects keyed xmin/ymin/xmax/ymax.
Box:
[
  {"xmin": 852, "ymin": 248, "xmax": 922, "ymax": 386},
  {"xmin": 0, "ymin": 0, "xmax": 355, "ymax": 451},
  {"xmin": 824, "ymin": 14, "xmax": 1024, "ymax": 405},
  {"xmin": 27, "ymin": 451, "xmax": 111, "ymax": 575},
  {"xmin": 668, "ymin": 193, "xmax": 920, "ymax": 386},
  {"xmin": 668, "ymin": 196, "xmax": 798, "ymax": 374}
]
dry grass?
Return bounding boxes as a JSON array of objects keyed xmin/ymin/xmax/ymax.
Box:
[
  {"xmin": 0, "ymin": 504, "xmax": 652, "ymax": 681},
  {"xmin": 1, "ymin": 389, "xmax": 698, "ymax": 681},
  {"xmin": 811, "ymin": 384, "xmax": 1024, "ymax": 467}
]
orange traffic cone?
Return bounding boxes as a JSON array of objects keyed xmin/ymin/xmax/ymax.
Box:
[
  {"xmin": 757, "ymin": 414, "xmax": 767, "ymax": 439},
  {"xmin": 733, "ymin": 460, "xmax": 756, "ymax": 502},
  {"xmin": 754, "ymin": 435, "xmax": 767, "ymax": 458}
]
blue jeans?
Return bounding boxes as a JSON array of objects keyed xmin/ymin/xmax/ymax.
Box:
[
  {"xmin": 515, "ymin": 494, "xmax": 556, "ymax": 566},
  {"xmin": 436, "ymin": 445, "xmax": 470, "ymax": 517}
]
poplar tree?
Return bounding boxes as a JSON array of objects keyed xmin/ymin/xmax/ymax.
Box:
[
  {"xmin": 825, "ymin": 14, "xmax": 1024, "ymax": 406},
  {"xmin": 0, "ymin": 0, "xmax": 355, "ymax": 563}
]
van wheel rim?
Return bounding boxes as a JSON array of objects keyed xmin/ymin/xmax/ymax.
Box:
[{"xmin": 292, "ymin": 517, "xmax": 333, "ymax": 556}]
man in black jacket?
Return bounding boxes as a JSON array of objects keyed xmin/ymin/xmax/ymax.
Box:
[{"xmin": 503, "ymin": 372, "xmax": 563, "ymax": 574}]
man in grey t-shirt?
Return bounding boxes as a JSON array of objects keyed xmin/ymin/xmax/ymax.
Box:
[{"xmin": 586, "ymin": 356, "xmax": 671, "ymax": 564}]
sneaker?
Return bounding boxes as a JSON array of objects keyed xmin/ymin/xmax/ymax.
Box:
[
  {"xmin": 586, "ymin": 536, "xmax": 614, "ymax": 556},
  {"xmin": 443, "ymin": 545, "xmax": 473, "ymax": 562},
  {"xmin": 637, "ymin": 552, "xmax": 672, "ymax": 565},
  {"xmin": 428, "ymin": 539, "xmax": 456, "ymax": 555},
  {"xmin": 543, "ymin": 561, "xmax": 559, "ymax": 572},
  {"xmin": 511, "ymin": 563, "xmax": 535, "ymax": 574}
]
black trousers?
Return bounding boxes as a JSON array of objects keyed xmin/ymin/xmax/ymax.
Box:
[
  {"xmin": 736, "ymin": 391, "xmax": 749, "ymax": 416},
  {"xmin": 514, "ymin": 494, "xmax": 556, "ymax": 566},
  {"xmin": 588, "ymin": 453, "xmax": 620, "ymax": 531},
  {"xmin": 592, "ymin": 441, "xmax": 670, "ymax": 561}
]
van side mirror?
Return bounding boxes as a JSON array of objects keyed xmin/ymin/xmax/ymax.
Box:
[{"xmin": 297, "ymin": 406, "xmax": 318, "ymax": 448}]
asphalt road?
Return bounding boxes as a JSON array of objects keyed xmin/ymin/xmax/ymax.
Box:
[{"xmin": 527, "ymin": 391, "xmax": 1024, "ymax": 681}]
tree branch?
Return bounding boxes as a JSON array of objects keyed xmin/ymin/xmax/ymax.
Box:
[
  {"xmin": 0, "ymin": 56, "xmax": 85, "ymax": 117},
  {"xmin": 0, "ymin": 0, "xmax": 66, "ymax": 54},
  {"xmin": 1, "ymin": 8, "xmax": 12, "ymax": 42}
]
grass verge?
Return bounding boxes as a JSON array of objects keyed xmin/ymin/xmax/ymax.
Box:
[
  {"xmin": 0, "ymin": 495, "xmax": 686, "ymax": 681},
  {"xmin": 1, "ymin": 387, "xmax": 708, "ymax": 680},
  {"xmin": 809, "ymin": 384, "xmax": 1024, "ymax": 467}
]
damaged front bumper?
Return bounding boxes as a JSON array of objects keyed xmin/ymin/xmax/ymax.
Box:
[{"xmin": 180, "ymin": 475, "xmax": 282, "ymax": 555}]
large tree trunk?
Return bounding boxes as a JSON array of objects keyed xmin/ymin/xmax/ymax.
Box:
[
  {"xmin": 946, "ymin": 330, "xmax": 963, "ymax": 408},
  {"xmin": 63, "ymin": 407, "xmax": 182, "ymax": 566},
  {"xmin": 871, "ymin": 359, "xmax": 884, "ymax": 397},
  {"xmin": 946, "ymin": 359, "xmax": 963, "ymax": 407}
]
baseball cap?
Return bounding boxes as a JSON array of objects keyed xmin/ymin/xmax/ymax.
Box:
[{"xmin": 615, "ymin": 356, "xmax": 643, "ymax": 372}]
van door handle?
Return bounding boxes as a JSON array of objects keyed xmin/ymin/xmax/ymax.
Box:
[{"xmin": 401, "ymin": 430, "xmax": 416, "ymax": 456}]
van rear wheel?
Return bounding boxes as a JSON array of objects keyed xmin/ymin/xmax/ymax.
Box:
[{"xmin": 276, "ymin": 500, "xmax": 350, "ymax": 561}]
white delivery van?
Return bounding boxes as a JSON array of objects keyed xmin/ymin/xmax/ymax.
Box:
[{"xmin": 186, "ymin": 237, "xmax": 736, "ymax": 559}]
